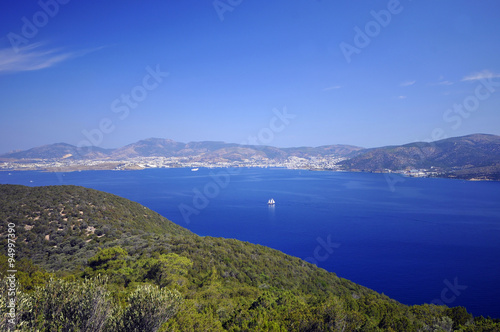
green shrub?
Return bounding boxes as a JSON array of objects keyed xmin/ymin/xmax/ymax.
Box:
[
  {"xmin": 113, "ymin": 284, "xmax": 182, "ymax": 332},
  {"xmin": 29, "ymin": 275, "xmax": 113, "ymax": 331}
]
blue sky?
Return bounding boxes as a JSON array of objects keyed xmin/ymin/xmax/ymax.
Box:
[{"xmin": 1, "ymin": 0, "xmax": 500, "ymax": 153}]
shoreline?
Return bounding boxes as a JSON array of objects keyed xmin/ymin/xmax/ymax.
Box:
[{"xmin": 1, "ymin": 165, "xmax": 498, "ymax": 182}]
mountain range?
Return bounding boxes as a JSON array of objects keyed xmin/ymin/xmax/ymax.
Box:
[
  {"xmin": 0, "ymin": 138, "xmax": 363, "ymax": 161},
  {"xmin": 1, "ymin": 133, "xmax": 500, "ymax": 180}
]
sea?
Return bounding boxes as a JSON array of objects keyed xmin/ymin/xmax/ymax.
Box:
[{"xmin": 1, "ymin": 168, "xmax": 499, "ymax": 318}]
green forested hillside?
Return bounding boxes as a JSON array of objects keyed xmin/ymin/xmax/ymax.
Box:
[{"xmin": 1, "ymin": 184, "xmax": 499, "ymax": 331}]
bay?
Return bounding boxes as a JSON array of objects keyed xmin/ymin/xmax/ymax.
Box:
[{"xmin": 1, "ymin": 168, "xmax": 499, "ymax": 318}]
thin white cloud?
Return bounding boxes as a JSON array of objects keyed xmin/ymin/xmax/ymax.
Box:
[
  {"xmin": 397, "ymin": 95, "xmax": 407, "ymax": 99},
  {"xmin": 400, "ymin": 80, "xmax": 416, "ymax": 87},
  {"xmin": 429, "ymin": 80, "xmax": 454, "ymax": 86},
  {"xmin": 322, "ymin": 85, "xmax": 341, "ymax": 91},
  {"xmin": 0, "ymin": 43, "xmax": 103, "ymax": 74},
  {"xmin": 461, "ymin": 70, "xmax": 500, "ymax": 82},
  {"xmin": 429, "ymin": 76, "xmax": 454, "ymax": 86}
]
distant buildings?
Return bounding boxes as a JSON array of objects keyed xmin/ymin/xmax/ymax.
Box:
[{"xmin": 0, "ymin": 155, "xmax": 349, "ymax": 172}]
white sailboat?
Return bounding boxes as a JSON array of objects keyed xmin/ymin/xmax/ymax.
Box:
[{"xmin": 267, "ymin": 198, "xmax": 275, "ymax": 205}]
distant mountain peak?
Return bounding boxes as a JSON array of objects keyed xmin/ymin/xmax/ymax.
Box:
[{"xmin": 141, "ymin": 137, "xmax": 180, "ymax": 143}]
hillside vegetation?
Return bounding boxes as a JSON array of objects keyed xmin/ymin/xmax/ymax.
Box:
[
  {"xmin": 340, "ymin": 134, "xmax": 500, "ymax": 180},
  {"xmin": 1, "ymin": 184, "xmax": 499, "ymax": 331}
]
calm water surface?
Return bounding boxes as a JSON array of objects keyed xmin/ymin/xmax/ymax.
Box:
[{"xmin": 1, "ymin": 168, "xmax": 499, "ymax": 317}]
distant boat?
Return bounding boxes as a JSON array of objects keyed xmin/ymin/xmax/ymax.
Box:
[
  {"xmin": 191, "ymin": 168, "xmax": 199, "ymax": 171},
  {"xmin": 267, "ymin": 198, "xmax": 275, "ymax": 205}
]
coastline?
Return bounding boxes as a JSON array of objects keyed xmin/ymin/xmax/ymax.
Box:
[{"xmin": 1, "ymin": 163, "xmax": 498, "ymax": 182}]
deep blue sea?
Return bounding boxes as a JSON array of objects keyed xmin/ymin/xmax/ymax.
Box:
[{"xmin": 1, "ymin": 168, "xmax": 499, "ymax": 318}]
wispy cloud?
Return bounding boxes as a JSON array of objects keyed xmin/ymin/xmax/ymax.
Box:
[
  {"xmin": 0, "ymin": 43, "xmax": 103, "ymax": 74},
  {"xmin": 429, "ymin": 81, "xmax": 454, "ymax": 86},
  {"xmin": 429, "ymin": 75, "xmax": 454, "ymax": 86},
  {"xmin": 397, "ymin": 95, "xmax": 407, "ymax": 99},
  {"xmin": 461, "ymin": 70, "xmax": 500, "ymax": 82},
  {"xmin": 400, "ymin": 80, "xmax": 416, "ymax": 87},
  {"xmin": 322, "ymin": 85, "xmax": 341, "ymax": 91}
]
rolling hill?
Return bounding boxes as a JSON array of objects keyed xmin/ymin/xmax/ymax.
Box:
[
  {"xmin": 339, "ymin": 134, "xmax": 500, "ymax": 180},
  {"xmin": 1, "ymin": 184, "xmax": 499, "ymax": 331},
  {"xmin": 0, "ymin": 142, "xmax": 113, "ymax": 160}
]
